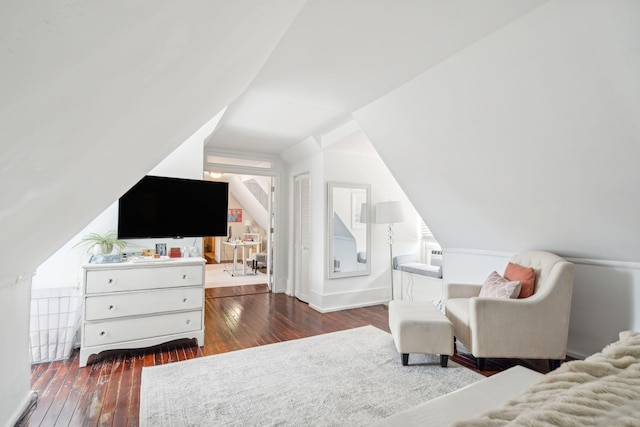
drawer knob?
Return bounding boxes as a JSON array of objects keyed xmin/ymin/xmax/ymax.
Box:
[
  {"xmin": 182, "ymin": 274, "xmax": 187, "ymax": 280},
  {"xmin": 108, "ymin": 304, "xmax": 115, "ymax": 310},
  {"xmin": 107, "ymin": 278, "xmax": 114, "ymax": 284},
  {"xmin": 99, "ymin": 331, "xmax": 106, "ymax": 337},
  {"xmin": 185, "ymin": 319, "xmax": 191, "ymax": 325},
  {"xmin": 182, "ymin": 297, "xmax": 188, "ymax": 303}
]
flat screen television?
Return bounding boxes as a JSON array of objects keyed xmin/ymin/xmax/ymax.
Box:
[{"xmin": 118, "ymin": 175, "xmax": 229, "ymax": 239}]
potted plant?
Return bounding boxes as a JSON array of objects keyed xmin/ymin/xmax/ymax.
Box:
[{"xmin": 74, "ymin": 230, "xmax": 127, "ymax": 255}]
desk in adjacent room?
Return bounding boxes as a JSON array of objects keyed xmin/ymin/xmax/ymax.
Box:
[{"xmin": 223, "ymin": 240, "xmax": 260, "ymax": 276}]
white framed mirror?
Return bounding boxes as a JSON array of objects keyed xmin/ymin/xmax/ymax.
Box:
[{"xmin": 327, "ymin": 182, "xmax": 371, "ymax": 279}]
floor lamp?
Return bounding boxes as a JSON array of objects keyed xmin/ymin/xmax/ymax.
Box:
[{"xmin": 375, "ymin": 201, "xmax": 405, "ymax": 301}]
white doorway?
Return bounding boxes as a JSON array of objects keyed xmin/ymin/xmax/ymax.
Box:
[{"xmin": 203, "ymin": 170, "xmax": 275, "ymax": 291}]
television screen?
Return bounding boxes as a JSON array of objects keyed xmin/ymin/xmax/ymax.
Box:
[{"xmin": 118, "ymin": 175, "xmax": 228, "ymax": 239}]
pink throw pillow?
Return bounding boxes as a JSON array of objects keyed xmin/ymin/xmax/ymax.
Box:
[{"xmin": 479, "ymin": 271, "xmax": 521, "ymax": 299}]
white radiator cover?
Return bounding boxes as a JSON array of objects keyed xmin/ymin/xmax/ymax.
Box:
[
  {"xmin": 29, "ymin": 287, "xmax": 81, "ymax": 363},
  {"xmin": 421, "ymin": 241, "xmax": 442, "ymax": 266}
]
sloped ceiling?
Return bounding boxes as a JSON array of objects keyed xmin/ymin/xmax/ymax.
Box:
[
  {"xmin": 3, "ymin": 0, "xmax": 637, "ymax": 284},
  {"xmin": 0, "ymin": 0, "xmax": 305, "ymax": 279},
  {"xmin": 205, "ymin": 0, "xmax": 549, "ymax": 153},
  {"xmin": 354, "ymin": 0, "xmax": 640, "ymax": 262}
]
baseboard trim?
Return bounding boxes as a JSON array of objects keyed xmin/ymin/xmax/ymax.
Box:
[
  {"xmin": 309, "ymin": 299, "xmax": 388, "ymax": 313},
  {"xmin": 445, "ymin": 248, "xmax": 640, "ymax": 270},
  {"xmin": 10, "ymin": 390, "xmax": 37, "ymax": 427},
  {"xmin": 565, "ymin": 257, "xmax": 640, "ymax": 270},
  {"xmin": 444, "ymin": 248, "xmax": 514, "ymax": 258},
  {"xmin": 309, "ymin": 287, "xmax": 389, "ymax": 313}
]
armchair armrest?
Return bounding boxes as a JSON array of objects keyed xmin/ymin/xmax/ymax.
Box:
[
  {"xmin": 469, "ymin": 297, "xmax": 566, "ymax": 359},
  {"xmin": 445, "ymin": 283, "xmax": 482, "ymax": 300}
]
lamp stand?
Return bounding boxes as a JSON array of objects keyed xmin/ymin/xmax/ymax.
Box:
[
  {"xmin": 387, "ymin": 223, "xmax": 394, "ymax": 301},
  {"xmin": 375, "ymin": 200, "xmax": 405, "ymax": 303}
]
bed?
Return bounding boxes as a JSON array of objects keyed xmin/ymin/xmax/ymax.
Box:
[
  {"xmin": 453, "ymin": 330, "xmax": 640, "ymax": 426},
  {"xmin": 375, "ymin": 330, "xmax": 640, "ymax": 426}
]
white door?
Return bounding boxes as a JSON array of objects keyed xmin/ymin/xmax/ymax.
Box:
[{"xmin": 294, "ymin": 174, "xmax": 310, "ymax": 302}]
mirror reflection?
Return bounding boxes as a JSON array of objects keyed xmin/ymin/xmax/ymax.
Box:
[{"xmin": 327, "ymin": 182, "xmax": 370, "ymax": 279}]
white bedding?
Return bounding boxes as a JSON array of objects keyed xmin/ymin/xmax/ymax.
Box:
[{"xmin": 453, "ymin": 330, "xmax": 640, "ymax": 426}]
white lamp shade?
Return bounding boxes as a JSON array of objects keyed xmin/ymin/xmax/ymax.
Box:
[
  {"xmin": 243, "ymin": 220, "xmax": 252, "ymax": 227},
  {"xmin": 375, "ymin": 201, "xmax": 404, "ymax": 224}
]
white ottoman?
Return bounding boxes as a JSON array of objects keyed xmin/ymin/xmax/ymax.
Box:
[{"xmin": 388, "ymin": 300, "xmax": 454, "ymax": 367}]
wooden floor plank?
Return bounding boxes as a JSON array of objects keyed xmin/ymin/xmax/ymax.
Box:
[
  {"xmin": 39, "ymin": 353, "xmax": 81, "ymax": 426},
  {"xmin": 18, "ymin": 287, "xmax": 556, "ymax": 426},
  {"xmin": 65, "ymin": 360, "xmax": 102, "ymax": 426}
]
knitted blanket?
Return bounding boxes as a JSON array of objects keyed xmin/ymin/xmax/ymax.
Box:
[{"xmin": 454, "ymin": 331, "xmax": 640, "ymax": 426}]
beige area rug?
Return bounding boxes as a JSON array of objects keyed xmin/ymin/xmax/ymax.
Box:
[
  {"xmin": 139, "ymin": 326, "xmax": 484, "ymax": 426},
  {"xmin": 205, "ymin": 262, "xmax": 267, "ymax": 288}
]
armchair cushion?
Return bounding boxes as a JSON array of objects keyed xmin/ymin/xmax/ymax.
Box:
[
  {"xmin": 479, "ymin": 271, "xmax": 521, "ymax": 299},
  {"xmin": 504, "ymin": 262, "xmax": 536, "ymax": 298}
]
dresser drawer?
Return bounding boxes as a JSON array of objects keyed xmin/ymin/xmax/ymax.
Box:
[
  {"xmin": 83, "ymin": 310, "xmax": 202, "ymax": 347},
  {"xmin": 84, "ymin": 287, "xmax": 203, "ymax": 321},
  {"xmin": 85, "ymin": 265, "xmax": 202, "ymax": 294}
]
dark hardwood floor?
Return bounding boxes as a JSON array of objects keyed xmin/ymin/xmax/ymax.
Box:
[{"xmin": 18, "ymin": 287, "xmax": 555, "ymax": 426}]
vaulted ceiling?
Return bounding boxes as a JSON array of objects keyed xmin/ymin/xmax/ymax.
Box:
[
  {"xmin": 205, "ymin": 0, "xmax": 548, "ymax": 153},
  {"xmin": 1, "ymin": 0, "xmax": 306, "ymax": 277},
  {"xmin": 2, "ymin": 0, "xmax": 639, "ymax": 283}
]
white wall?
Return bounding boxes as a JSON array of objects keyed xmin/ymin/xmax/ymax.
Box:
[
  {"xmin": 33, "ymin": 112, "xmax": 220, "ymax": 290},
  {"xmin": 355, "ymin": 1, "xmax": 640, "ymax": 356},
  {"xmin": 566, "ymin": 259, "xmax": 640, "ymax": 357},
  {"xmin": 321, "ymin": 135, "xmax": 421, "ymax": 311},
  {"xmin": 0, "ymin": 276, "xmax": 34, "ymax": 427},
  {"xmin": 287, "ymin": 131, "xmax": 424, "ymax": 312},
  {"xmin": 1, "ymin": 2, "xmax": 304, "ymax": 280},
  {"xmin": 354, "ymin": 0, "xmax": 640, "ymax": 261}
]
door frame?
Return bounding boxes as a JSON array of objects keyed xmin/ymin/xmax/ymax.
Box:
[{"xmin": 203, "ymin": 150, "xmax": 284, "ymax": 292}]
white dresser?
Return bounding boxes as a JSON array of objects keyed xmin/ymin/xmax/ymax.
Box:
[{"xmin": 79, "ymin": 257, "xmax": 205, "ymax": 367}]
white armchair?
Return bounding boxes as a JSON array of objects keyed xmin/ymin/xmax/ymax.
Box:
[{"xmin": 444, "ymin": 251, "xmax": 575, "ymax": 371}]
